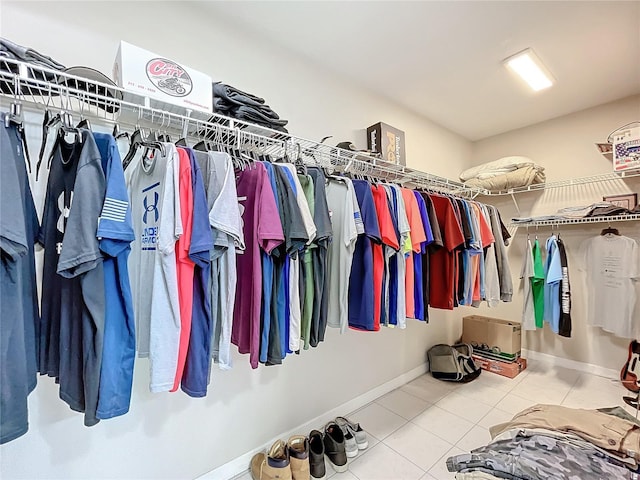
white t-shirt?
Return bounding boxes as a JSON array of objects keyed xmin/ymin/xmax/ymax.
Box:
[
  {"xmin": 326, "ymin": 178, "xmax": 358, "ymax": 333},
  {"xmin": 126, "ymin": 143, "xmax": 182, "ymax": 392},
  {"xmin": 580, "ymin": 234, "xmax": 640, "ymax": 338},
  {"xmin": 482, "ymin": 204, "xmax": 501, "ymax": 307},
  {"xmin": 520, "ymin": 238, "xmax": 536, "ymax": 330}
]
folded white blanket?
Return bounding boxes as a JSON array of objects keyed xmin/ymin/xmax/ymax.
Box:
[
  {"xmin": 464, "ymin": 166, "xmax": 546, "ymax": 192},
  {"xmin": 460, "ymin": 156, "xmax": 540, "ymax": 182}
]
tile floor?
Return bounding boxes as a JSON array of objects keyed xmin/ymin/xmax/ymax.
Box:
[{"xmin": 233, "ymin": 360, "xmax": 633, "ymax": 480}]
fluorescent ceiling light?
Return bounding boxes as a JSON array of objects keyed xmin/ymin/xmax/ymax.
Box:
[{"xmin": 504, "ymin": 48, "xmax": 554, "ymax": 92}]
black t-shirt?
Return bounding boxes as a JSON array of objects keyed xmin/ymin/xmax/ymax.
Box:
[
  {"xmin": 557, "ymin": 238, "xmax": 572, "ymax": 337},
  {"xmin": 39, "ymin": 130, "xmax": 106, "ymax": 427}
]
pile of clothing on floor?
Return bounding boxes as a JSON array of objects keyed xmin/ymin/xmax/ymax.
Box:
[
  {"xmin": 212, "ymin": 82, "xmax": 289, "ymax": 133},
  {"xmin": 512, "ymin": 201, "xmax": 640, "ymax": 224},
  {"xmin": 447, "ymin": 404, "xmax": 640, "ymax": 479},
  {"xmin": 460, "ymin": 156, "xmax": 545, "ymax": 192}
]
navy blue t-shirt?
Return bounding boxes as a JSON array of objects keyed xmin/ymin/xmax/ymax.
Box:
[
  {"xmin": 386, "ymin": 186, "xmax": 400, "ymax": 326},
  {"xmin": 93, "ymin": 133, "xmax": 136, "ymax": 419},
  {"xmin": 348, "ymin": 180, "xmax": 381, "ymax": 331},
  {"xmin": 182, "ymin": 149, "xmax": 213, "ymax": 397}
]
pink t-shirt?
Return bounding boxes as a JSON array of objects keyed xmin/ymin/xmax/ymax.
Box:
[
  {"xmin": 172, "ymin": 147, "xmax": 195, "ymax": 391},
  {"xmin": 232, "ymin": 163, "xmax": 284, "ymax": 369}
]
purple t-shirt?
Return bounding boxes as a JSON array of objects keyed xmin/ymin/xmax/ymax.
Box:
[{"xmin": 231, "ymin": 163, "xmax": 284, "ymax": 369}]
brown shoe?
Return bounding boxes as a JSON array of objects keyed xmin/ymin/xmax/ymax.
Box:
[
  {"xmin": 288, "ymin": 435, "xmax": 310, "ymax": 480},
  {"xmin": 250, "ymin": 440, "xmax": 292, "ymax": 480}
]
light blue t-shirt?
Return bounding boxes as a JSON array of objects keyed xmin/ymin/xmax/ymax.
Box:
[{"xmin": 544, "ymin": 235, "xmax": 563, "ymax": 333}]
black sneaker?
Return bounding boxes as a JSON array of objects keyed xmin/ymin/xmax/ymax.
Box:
[
  {"xmin": 323, "ymin": 422, "xmax": 348, "ymax": 473},
  {"xmin": 308, "ymin": 430, "xmax": 326, "ymax": 479}
]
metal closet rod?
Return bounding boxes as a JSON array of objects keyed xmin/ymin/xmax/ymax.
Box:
[{"xmin": 0, "ymin": 57, "xmax": 487, "ymax": 198}]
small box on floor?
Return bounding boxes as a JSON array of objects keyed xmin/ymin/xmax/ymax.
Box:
[
  {"xmin": 462, "ymin": 315, "xmax": 522, "ymax": 361},
  {"xmin": 366, "ymin": 122, "xmax": 406, "ymax": 165},
  {"xmin": 472, "ymin": 354, "xmax": 527, "ymax": 379}
]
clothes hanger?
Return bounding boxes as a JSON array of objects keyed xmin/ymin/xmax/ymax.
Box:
[
  {"xmin": 5, "ymin": 98, "xmax": 33, "ymax": 174},
  {"xmin": 76, "ymin": 97, "xmax": 92, "ymax": 130},
  {"xmin": 601, "ymin": 222, "xmax": 619, "ymax": 236}
]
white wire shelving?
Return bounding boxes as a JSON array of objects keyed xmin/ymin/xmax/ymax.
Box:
[
  {"xmin": 482, "ymin": 171, "xmax": 640, "ymax": 196},
  {"xmin": 509, "ymin": 214, "xmax": 640, "ymax": 228},
  {"xmin": 0, "ymin": 58, "xmax": 489, "ymax": 198}
]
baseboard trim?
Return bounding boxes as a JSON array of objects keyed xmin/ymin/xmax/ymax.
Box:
[
  {"xmin": 521, "ymin": 349, "xmax": 618, "ymax": 379},
  {"xmin": 196, "ymin": 363, "xmax": 428, "ymax": 480}
]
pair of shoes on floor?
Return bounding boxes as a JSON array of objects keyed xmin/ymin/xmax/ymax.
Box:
[
  {"xmin": 308, "ymin": 417, "xmax": 368, "ymax": 479},
  {"xmin": 250, "ymin": 436, "xmax": 309, "ymax": 480},
  {"xmin": 335, "ymin": 416, "xmax": 368, "ymax": 458}
]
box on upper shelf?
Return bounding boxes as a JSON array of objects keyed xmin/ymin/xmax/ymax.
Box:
[
  {"xmin": 367, "ymin": 122, "xmax": 406, "ymax": 165},
  {"xmin": 113, "ymin": 41, "xmax": 213, "ymax": 113},
  {"xmin": 612, "ymin": 125, "xmax": 640, "ymax": 173}
]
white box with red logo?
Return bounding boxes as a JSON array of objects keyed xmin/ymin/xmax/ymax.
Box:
[
  {"xmin": 113, "ymin": 41, "xmax": 212, "ymax": 113},
  {"xmin": 612, "ymin": 125, "xmax": 640, "ymax": 173}
]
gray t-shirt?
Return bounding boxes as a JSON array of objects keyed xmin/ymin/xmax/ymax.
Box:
[
  {"xmin": 126, "ymin": 143, "xmax": 182, "ymax": 392},
  {"xmin": 326, "ymin": 178, "xmax": 358, "ymax": 333}
]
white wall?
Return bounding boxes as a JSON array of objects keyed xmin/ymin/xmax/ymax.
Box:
[
  {"xmin": 0, "ymin": 2, "xmax": 470, "ymax": 479},
  {"xmin": 470, "ymin": 95, "xmax": 640, "ymax": 371}
]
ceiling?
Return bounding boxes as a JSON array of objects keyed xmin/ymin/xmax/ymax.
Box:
[{"xmin": 201, "ymin": 1, "xmax": 640, "ymax": 141}]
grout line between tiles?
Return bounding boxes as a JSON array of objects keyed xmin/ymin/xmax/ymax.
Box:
[
  {"xmin": 409, "ymin": 412, "xmax": 475, "ymax": 447},
  {"xmin": 379, "ymin": 434, "xmax": 431, "ymax": 475}
]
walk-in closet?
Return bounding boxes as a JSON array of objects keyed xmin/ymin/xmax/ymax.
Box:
[{"xmin": 1, "ymin": 2, "xmax": 639, "ymax": 480}]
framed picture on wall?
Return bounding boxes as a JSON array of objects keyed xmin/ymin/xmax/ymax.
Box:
[{"xmin": 603, "ymin": 193, "xmax": 638, "ymax": 209}]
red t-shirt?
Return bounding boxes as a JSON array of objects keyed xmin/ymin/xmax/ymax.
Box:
[
  {"xmin": 172, "ymin": 147, "xmax": 195, "ymax": 391},
  {"xmin": 428, "ymin": 194, "xmax": 465, "ymax": 310},
  {"xmin": 371, "ymin": 185, "xmax": 400, "ymax": 330}
]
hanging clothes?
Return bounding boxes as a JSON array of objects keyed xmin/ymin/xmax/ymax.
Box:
[
  {"xmin": 126, "ymin": 142, "xmax": 182, "ymax": 393},
  {"xmin": 195, "ymin": 151, "xmax": 243, "ymax": 373},
  {"xmin": 179, "ymin": 148, "xmax": 212, "ymax": 397},
  {"xmin": 401, "ymin": 188, "xmax": 426, "ymax": 319},
  {"xmin": 412, "ymin": 191, "xmax": 434, "ymax": 321},
  {"xmin": 232, "ymin": 163, "xmax": 284, "ymax": 369},
  {"xmin": 326, "ymin": 177, "xmax": 359, "ymax": 333},
  {"xmin": 92, "ymin": 133, "xmax": 136, "ymax": 419},
  {"xmin": 531, "ymin": 238, "xmax": 545, "ymax": 329},
  {"xmin": 543, "ymin": 234, "xmax": 562, "ymax": 334},
  {"xmin": 348, "ymin": 179, "xmax": 381, "ymax": 331},
  {"xmin": 371, "ymin": 184, "xmax": 400, "ymax": 330},
  {"xmin": 306, "ymin": 167, "xmax": 333, "ymax": 346},
  {"xmin": 39, "ymin": 129, "xmax": 106, "ymax": 426},
  {"xmin": 557, "ymin": 236, "xmax": 572, "ymax": 338},
  {"xmin": 419, "ymin": 192, "xmax": 443, "ymax": 321},
  {"xmin": 520, "ymin": 237, "xmax": 536, "ymax": 331},
  {"xmin": 581, "ymin": 234, "xmax": 639, "ymax": 338},
  {"xmin": 0, "ymin": 113, "xmax": 40, "ymax": 444},
  {"xmin": 428, "ymin": 194, "xmax": 465, "ymax": 310}
]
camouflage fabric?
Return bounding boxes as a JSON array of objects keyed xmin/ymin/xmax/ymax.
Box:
[{"xmin": 446, "ymin": 433, "xmax": 640, "ymax": 480}]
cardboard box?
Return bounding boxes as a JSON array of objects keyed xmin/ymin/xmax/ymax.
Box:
[
  {"xmin": 472, "ymin": 354, "xmax": 527, "ymax": 379},
  {"xmin": 462, "ymin": 315, "xmax": 521, "ymax": 357},
  {"xmin": 612, "ymin": 125, "xmax": 640, "ymax": 172},
  {"xmin": 367, "ymin": 122, "xmax": 406, "ymax": 165},
  {"xmin": 113, "ymin": 41, "xmax": 212, "ymax": 113}
]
